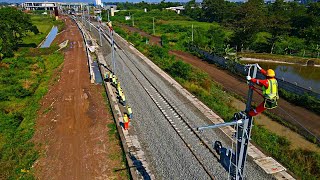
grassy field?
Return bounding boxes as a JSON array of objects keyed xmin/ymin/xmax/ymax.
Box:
[
  {"xmin": 22, "ymin": 14, "xmax": 64, "ymax": 47},
  {"xmin": 115, "ymin": 26, "xmax": 320, "ymax": 180},
  {"xmin": 0, "ymin": 52, "xmax": 64, "ymax": 179},
  {"xmin": 0, "ymin": 13, "xmax": 64, "ymax": 179},
  {"xmin": 111, "ymin": 9, "xmax": 231, "ymax": 52}
]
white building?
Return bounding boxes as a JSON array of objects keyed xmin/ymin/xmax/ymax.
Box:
[
  {"xmin": 165, "ymin": 6, "xmax": 185, "ymax": 14},
  {"xmin": 95, "ymin": 0, "xmax": 102, "ymax": 7},
  {"xmin": 22, "ymin": 2, "xmax": 57, "ymax": 10}
]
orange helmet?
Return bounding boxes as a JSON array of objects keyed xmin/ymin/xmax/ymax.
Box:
[{"xmin": 266, "ymin": 69, "xmax": 275, "ymax": 77}]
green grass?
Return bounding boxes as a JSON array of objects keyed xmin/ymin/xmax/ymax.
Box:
[
  {"xmin": 118, "ymin": 29, "xmax": 320, "ymax": 180},
  {"xmin": 22, "ymin": 14, "xmax": 64, "ymax": 47},
  {"xmin": 0, "ymin": 52, "xmax": 64, "ymax": 179}
]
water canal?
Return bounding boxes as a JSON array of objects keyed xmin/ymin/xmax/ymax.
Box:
[
  {"xmin": 241, "ymin": 60, "xmax": 320, "ymax": 93},
  {"xmin": 40, "ymin": 26, "xmax": 58, "ymax": 48}
]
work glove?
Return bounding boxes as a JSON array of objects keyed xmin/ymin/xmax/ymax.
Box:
[
  {"xmin": 256, "ymin": 64, "xmax": 262, "ymax": 70},
  {"xmin": 246, "ymin": 76, "xmax": 251, "ymax": 81}
]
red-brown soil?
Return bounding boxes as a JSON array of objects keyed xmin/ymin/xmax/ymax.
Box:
[
  {"xmin": 33, "ymin": 16, "xmax": 125, "ymax": 179},
  {"xmin": 121, "ymin": 24, "xmax": 320, "ymax": 138}
]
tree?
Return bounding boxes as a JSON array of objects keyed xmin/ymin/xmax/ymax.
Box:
[
  {"xmin": 184, "ymin": 0, "xmax": 203, "ymax": 21},
  {"xmin": 202, "ymin": 0, "xmax": 228, "ymax": 23},
  {"xmin": 273, "ymin": 36, "xmax": 305, "ymax": 55},
  {"xmin": 0, "ymin": 7, "xmax": 39, "ymax": 58},
  {"xmin": 267, "ymin": 0, "xmax": 291, "ymax": 37},
  {"xmin": 206, "ymin": 25, "xmax": 228, "ymax": 54},
  {"xmin": 250, "ymin": 32, "xmax": 272, "ymax": 53},
  {"xmin": 230, "ymin": 0, "xmax": 267, "ymax": 49}
]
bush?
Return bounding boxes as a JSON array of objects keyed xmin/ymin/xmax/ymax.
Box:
[
  {"xmin": 0, "ymin": 52, "xmax": 64, "ymax": 179},
  {"xmin": 279, "ymin": 89, "xmax": 320, "ymax": 115},
  {"xmin": 169, "ymin": 60, "xmax": 192, "ymax": 80}
]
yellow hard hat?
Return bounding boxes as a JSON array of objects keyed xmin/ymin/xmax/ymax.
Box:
[{"xmin": 266, "ymin": 69, "xmax": 275, "ymax": 77}]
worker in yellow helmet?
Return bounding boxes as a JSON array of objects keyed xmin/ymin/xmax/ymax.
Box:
[
  {"xmin": 109, "ymin": 72, "xmax": 113, "ymax": 82},
  {"xmin": 117, "ymin": 82, "xmax": 121, "ymax": 94},
  {"xmin": 121, "ymin": 93, "xmax": 126, "ymax": 106},
  {"xmin": 104, "ymin": 71, "xmax": 109, "ymax": 81},
  {"xmin": 127, "ymin": 105, "xmax": 132, "ymax": 119},
  {"xmin": 246, "ymin": 64, "xmax": 279, "ymax": 116},
  {"xmin": 119, "ymin": 89, "xmax": 123, "ymax": 99}
]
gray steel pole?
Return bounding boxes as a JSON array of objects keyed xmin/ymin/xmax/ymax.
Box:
[
  {"xmin": 235, "ymin": 65, "xmax": 257, "ymax": 180},
  {"xmin": 153, "ymin": 17, "xmax": 155, "ymax": 35},
  {"xmin": 99, "ymin": 26, "xmax": 102, "ymax": 46},
  {"xmin": 192, "ymin": 24, "xmax": 194, "ymax": 43},
  {"xmin": 132, "ymin": 15, "xmax": 134, "ymax": 26},
  {"xmin": 112, "ymin": 31, "xmax": 115, "ymax": 74},
  {"xmin": 107, "ymin": 9, "xmax": 110, "ymax": 22}
]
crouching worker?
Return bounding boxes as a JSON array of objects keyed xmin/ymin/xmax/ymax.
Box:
[{"xmin": 246, "ymin": 64, "xmax": 279, "ymax": 116}]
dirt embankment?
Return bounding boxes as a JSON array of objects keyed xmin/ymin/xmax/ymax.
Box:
[
  {"xmin": 33, "ymin": 16, "xmax": 125, "ymax": 179},
  {"xmin": 120, "ymin": 24, "xmax": 320, "ymax": 140}
]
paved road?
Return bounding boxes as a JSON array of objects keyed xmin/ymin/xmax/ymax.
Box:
[{"xmin": 82, "ymin": 19, "xmax": 272, "ymax": 179}]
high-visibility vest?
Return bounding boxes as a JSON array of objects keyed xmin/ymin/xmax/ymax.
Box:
[
  {"xmin": 117, "ymin": 86, "xmax": 122, "ymax": 93},
  {"xmin": 122, "ymin": 94, "xmax": 126, "ymax": 101},
  {"xmin": 262, "ymin": 79, "xmax": 279, "ymax": 100},
  {"xmin": 117, "ymin": 83, "xmax": 121, "ymax": 91},
  {"xmin": 123, "ymin": 115, "xmax": 129, "ymax": 123},
  {"xmin": 127, "ymin": 106, "xmax": 132, "ymax": 115}
]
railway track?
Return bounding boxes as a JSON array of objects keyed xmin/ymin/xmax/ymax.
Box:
[{"xmin": 90, "ymin": 21, "xmax": 228, "ymax": 179}]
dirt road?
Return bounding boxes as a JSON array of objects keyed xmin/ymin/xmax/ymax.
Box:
[
  {"xmin": 33, "ymin": 16, "xmax": 124, "ymax": 179},
  {"xmin": 121, "ymin": 24, "xmax": 320, "ymax": 139}
]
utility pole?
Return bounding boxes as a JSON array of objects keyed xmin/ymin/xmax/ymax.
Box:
[
  {"xmin": 198, "ymin": 64, "xmax": 258, "ymax": 180},
  {"xmin": 132, "ymin": 14, "xmax": 134, "ymax": 27},
  {"xmin": 99, "ymin": 26, "xmax": 102, "ymax": 46},
  {"xmin": 191, "ymin": 24, "xmax": 194, "ymax": 44},
  {"xmin": 107, "ymin": 9, "xmax": 110, "ymax": 22},
  {"xmin": 153, "ymin": 17, "xmax": 155, "ymax": 35},
  {"xmin": 87, "ymin": 5, "xmax": 91, "ymax": 31},
  {"xmin": 111, "ymin": 30, "xmax": 115, "ymax": 74},
  {"xmin": 82, "ymin": 6, "xmax": 84, "ymax": 24}
]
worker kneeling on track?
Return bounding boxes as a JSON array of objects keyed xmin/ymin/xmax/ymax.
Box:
[{"xmin": 246, "ymin": 65, "xmax": 279, "ymax": 117}]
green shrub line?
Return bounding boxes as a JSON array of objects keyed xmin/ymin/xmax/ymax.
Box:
[
  {"xmin": 115, "ymin": 28, "xmax": 320, "ymax": 180},
  {"xmin": 279, "ymin": 89, "xmax": 320, "ymax": 115}
]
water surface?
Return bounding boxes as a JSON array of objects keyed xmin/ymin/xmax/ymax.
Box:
[{"xmin": 40, "ymin": 26, "xmax": 58, "ymax": 48}]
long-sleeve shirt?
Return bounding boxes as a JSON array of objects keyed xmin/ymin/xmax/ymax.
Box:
[{"xmin": 250, "ymin": 69, "xmax": 270, "ymax": 88}]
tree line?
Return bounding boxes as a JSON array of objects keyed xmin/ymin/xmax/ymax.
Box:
[
  {"xmin": 184, "ymin": 0, "xmax": 320, "ymax": 57},
  {"xmin": 0, "ymin": 7, "xmax": 39, "ymax": 59}
]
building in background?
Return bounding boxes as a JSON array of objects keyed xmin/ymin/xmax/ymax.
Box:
[
  {"xmin": 22, "ymin": 2, "xmax": 57, "ymax": 10},
  {"xmin": 95, "ymin": 0, "xmax": 102, "ymax": 7}
]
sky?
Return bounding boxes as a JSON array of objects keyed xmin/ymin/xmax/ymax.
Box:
[{"xmin": 1, "ymin": 0, "xmax": 196, "ymax": 3}]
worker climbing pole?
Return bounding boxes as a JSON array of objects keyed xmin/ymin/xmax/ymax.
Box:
[{"xmin": 197, "ymin": 64, "xmax": 271, "ymax": 180}]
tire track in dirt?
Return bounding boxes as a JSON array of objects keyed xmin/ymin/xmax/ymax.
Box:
[{"xmin": 33, "ymin": 16, "xmax": 123, "ymax": 180}]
